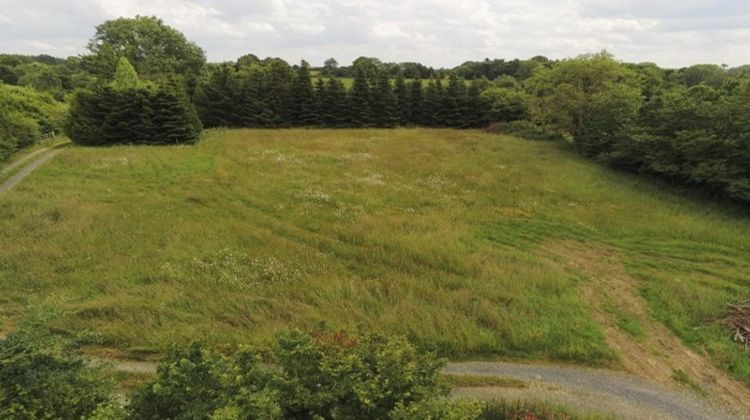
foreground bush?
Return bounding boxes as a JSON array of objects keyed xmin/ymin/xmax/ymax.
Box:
[
  {"xmin": 0, "ymin": 328, "xmax": 113, "ymax": 419},
  {"xmin": 130, "ymin": 330, "xmax": 478, "ymax": 419}
]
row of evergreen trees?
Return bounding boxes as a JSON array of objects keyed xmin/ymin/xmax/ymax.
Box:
[
  {"xmin": 194, "ymin": 63, "xmax": 492, "ymax": 129},
  {"xmin": 66, "ymin": 58, "xmax": 202, "ymax": 145}
]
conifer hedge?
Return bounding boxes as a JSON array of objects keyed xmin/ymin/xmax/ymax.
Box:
[{"xmin": 65, "ymin": 85, "xmax": 202, "ymax": 146}]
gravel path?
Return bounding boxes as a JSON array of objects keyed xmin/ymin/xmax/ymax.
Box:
[
  {"xmin": 0, "ymin": 147, "xmax": 64, "ymax": 194},
  {"xmin": 446, "ymin": 361, "xmax": 742, "ymax": 419}
]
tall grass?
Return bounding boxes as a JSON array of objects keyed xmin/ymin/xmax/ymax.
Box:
[{"xmin": 0, "ymin": 128, "xmax": 748, "ymax": 382}]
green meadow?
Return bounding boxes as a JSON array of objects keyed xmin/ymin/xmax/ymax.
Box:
[{"xmin": 0, "ymin": 129, "xmax": 748, "ymax": 382}]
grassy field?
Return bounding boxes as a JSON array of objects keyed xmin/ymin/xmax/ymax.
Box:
[{"xmin": 0, "ymin": 128, "xmax": 748, "ymax": 383}]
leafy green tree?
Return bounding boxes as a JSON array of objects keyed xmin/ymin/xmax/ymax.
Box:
[
  {"xmin": 481, "ymin": 86, "xmax": 531, "ymax": 123},
  {"xmin": 351, "ymin": 56, "xmax": 384, "ymax": 80},
  {"xmin": 677, "ymin": 64, "xmax": 727, "ymax": 88},
  {"xmin": 236, "ymin": 53, "xmax": 261, "ymax": 68},
  {"xmin": 15, "ymin": 62, "xmax": 63, "ymax": 98},
  {"xmin": 526, "ymin": 52, "xmax": 643, "ymax": 156},
  {"xmin": 0, "ymin": 65, "xmax": 17, "ymax": 84},
  {"xmin": 321, "ymin": 57, "xmax": 339, "ymax": 77},
  {"xmin": 87, "ymin": 16, "xmax": 205, "ymax": 87}
]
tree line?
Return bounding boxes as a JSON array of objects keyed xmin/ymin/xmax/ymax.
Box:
[
  {"xmin": 524, "ymin": 53, "xmax": 750, "ymax": 203},
  {"xmin": 194, "ymin": 61, "xmax": 490, "ymax": 129}
]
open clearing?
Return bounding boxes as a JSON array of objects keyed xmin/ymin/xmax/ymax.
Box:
[{"xmin": 0, "ymin": 128, "xmax": 748, "ymax": 409}]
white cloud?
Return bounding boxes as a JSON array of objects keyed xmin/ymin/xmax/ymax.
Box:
[{"xmin": 0, "ymin": 0, "xmax": 748, "ymax": 68}]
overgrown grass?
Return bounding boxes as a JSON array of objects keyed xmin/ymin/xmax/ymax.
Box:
[
  {"xmin": 0, "ymin": 128, "xmax": 748, "ymax": 383},
  {"xmin": 480, "ymin": 399, "xmax": 614, "ymax": 420}
]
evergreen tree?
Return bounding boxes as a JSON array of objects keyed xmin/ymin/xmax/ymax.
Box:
[
  {"xmin": 371, "ymin": 72, "xmax": 398, "ymax": 127},
  {"xmin": 348, "ymin": 68, "xmax": 372, "ymax": 126},
  {"xmin": 314, "ymin": 77, "xmax": 327, "ymax": 123},
  {"xmin": 290, "ymin": 61, "xmax": 316, "ymax": 125},
  {"xmin": 67, "ymin": 84, "xmax": 201, "ymax": 146},
  {"xmin": 148, "ymin": 84, "xmax": 202, "ymax": 144},
  {"xmin": 407, "ymin": 79, "xmax": 424, "ymax": 125},
  {"xmin": 327, "ymin": 77, "xmax": 349, "ymax": 127},
  {"xmin": 393, "ymin": 73, "xmax": 409, "ymax": 125},
  {"xmin": 237, "ymin": 64, "xmax": 274, "ymax": 127},
  {"xmin": 264, "ymin": 58, "xmax": 294, "ymax": 126},
  {"xmin": 443, "ymin": 73, "xmax": 466, "ymax": 127},
  {"xmin": 193, "ymin": 64, "xmax": 237, "ymax": 127},
  {"xmin": 423, "ymin": 79, "xmax": 443, "ymax": 126},
  {"xmin": 464, "ymin": 79, "xmax": 488, "ymax": 128}
]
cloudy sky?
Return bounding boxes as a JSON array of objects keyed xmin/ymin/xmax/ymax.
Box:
[{"xmin": 0, "ymin": 0, "xmax": 748, "ymax": 68}]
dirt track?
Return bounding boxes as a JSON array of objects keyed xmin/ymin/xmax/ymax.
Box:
[{"xmin": 0, "ymin": 145, "xmax": 66, "ymax": 194}]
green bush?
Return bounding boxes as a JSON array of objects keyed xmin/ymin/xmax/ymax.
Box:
[
  {"xmin": 0, "ymin": 111, "xmax": 40, "ymax": 148},
  {"xmin": 66, "ymin": 85, "xmax": 202, "ymax": 146},
  {"xmin": 0, "ymin": 83, "xmax": 66, "ymax": 162},
  {"xmin": 130, "ymin": 330, "xmax": 460, "ymax": 419},
  {"xmin": 0, "ymin": 328, "xmax": 114, "ymax": 419}
]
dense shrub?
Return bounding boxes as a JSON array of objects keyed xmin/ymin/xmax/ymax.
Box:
[
  {"xmin": 66, "ymin": 85, "xmax": 202, "ymax": 146},
  {"xmin": 0, "ymin": 83, "xmax": 66, "ymax": 161},
  {"xmin": 0, "ymin": 328, "xmax": 114, "ymax": 419},
  {"xmin": 130, "ymin": 330, "xmax": 474, "ymax": 419}
]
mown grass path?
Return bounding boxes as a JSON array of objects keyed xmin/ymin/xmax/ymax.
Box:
[{"xmin": 0, "ymin": 143, "xmax": 69, "ymax": 194}]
